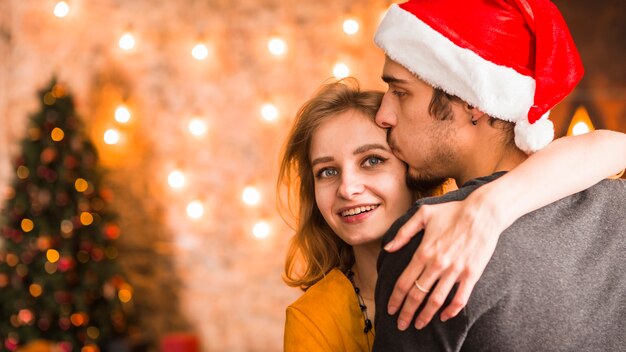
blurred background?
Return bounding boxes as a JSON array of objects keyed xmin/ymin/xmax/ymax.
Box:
[{"xmin": 0, "ymin": 0, "xmax": 623, "ymax": 351}]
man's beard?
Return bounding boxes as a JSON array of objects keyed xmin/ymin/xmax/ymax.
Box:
[{"xmin": 405, "ymin": 169, "xmax": 446, "ymax": 197}]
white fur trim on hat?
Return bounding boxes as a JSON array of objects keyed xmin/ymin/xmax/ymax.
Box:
[
  {"xmin": 374, "ymin": 4, "xmax": 535, "ymax": 125},
  {"xmin": 514, "ymin": 112, "xmax": 554, "ymax": 154}
]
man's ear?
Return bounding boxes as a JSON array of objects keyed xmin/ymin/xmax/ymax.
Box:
[{"xmin": 465, "ymin": 104, "xmax": 486, "ymax": 120}]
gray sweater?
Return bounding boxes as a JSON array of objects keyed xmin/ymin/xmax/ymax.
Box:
[{"xmin": 374, "ymin": 173, "xmax": 626, "ymax": 351}]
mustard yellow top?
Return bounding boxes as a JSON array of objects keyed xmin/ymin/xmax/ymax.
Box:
[{"xmin": 284, "ymin": 268, "xmax": 375, "ymax": 351}]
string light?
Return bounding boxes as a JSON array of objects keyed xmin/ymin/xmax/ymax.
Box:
[
  {"xmin": 103, "ymin": 128, "xmax": 121, "ymax": 145},
  {"xmin": 343, "ymin": 19, "xmax": 360, "ymax": 35},
  {"xmin": 333, "ymin": 63, "xmax": 350, "ymax": 79},
  {"xmin": 80, "ymin": 212, "xmax": 94, "ymax": 226},
  {"xmin": 268, "ymin": 37, "xmax": 287, "ymax": 56},
  {"xmin": 115, "ymin": 105, "xmax": 131, "ymax": 123},
  {"xmin": 53, "ymin": 1, "xmax": 70, "ymax": 18},
  {"xmin": 21, "ymin": 219, "xmax": 34, "ymax": 233},
  {"xmin": 75, "ymin": 178, "xmax": 89, "ymax": 192},
  {"xmin": 261, "ymin": 103, "xmax": 279, "ymax": 122},
  {"xmin": 167, "ymin": 170, "xmax": 186, "ymax": 189},
  {"xmin": 51, "ymin": 127, "xmax": 65, "ymax": 142},
  {"xmin": 118, "ymin": 32, "xmax": 136, "ymax": 51},
  {"xmin": 186, "ymin": 200, "xmax": 204, "ymax": 219},
  {"xmin": 17, "ymin": 165, "xmax": 29, "ymax": 179},
  {"xmin": 46, "ymin": 249, "xmax": 60, "ymax": 263},
  {"xmin": 188, "ymin": 118, "xmax": 208, "ymax": 136},
  {"xmin": 192, "ymin": 43, "xmax": 210, "ymax": 60},
  {"xmin": 253, "ymin": 221, "xmax": 271, "ymax": 239},
  {"xmin": 242, "ymin": 186, "xmax": 261, "ymax": 206}
]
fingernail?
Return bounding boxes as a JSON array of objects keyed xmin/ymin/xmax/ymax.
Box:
[
  {"xmin": 384, "ymin": 241, "xmax": 394, "ymax": 251},
  {"xmin": 415, "ymin": 320, "xmax": 425, "ymax": 330},
  {"xmin": 388, "ymin": 305, "xmax": 398, "ymax": 315},
  {"xmin": 440, "ymin": 314, "xmax": 449, "ymax": 322},
  {"xmin": 398, "ymin": 320, "xmax": 408, "ymax": 331}
]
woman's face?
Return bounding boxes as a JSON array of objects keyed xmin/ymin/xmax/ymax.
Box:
[{"xmin": 310, "ymin": 109, "xmax": 413, "ymax": 247}]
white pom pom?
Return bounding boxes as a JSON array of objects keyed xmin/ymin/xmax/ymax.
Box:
[{"xmin": 514, "ymin": 113, "xmax": 554, "ymax": 154}]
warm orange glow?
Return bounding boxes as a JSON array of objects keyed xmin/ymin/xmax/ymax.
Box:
[
  {"xmin": 75, "ymin": 178, "xmax": 89, "ymax": 192},
  {"xmin": 80, "ymin": 212, "xmax": 94, "ymax": 226},
  {"xmin": 567, "ymin": 105, "xmax": 595, "ymax": 136},
  {"xmin": 46, "ymin": 249, "xmax": 60, "ymax": 263},
  {"xmin": 29, "ymin": 283, "xmax": 43, "ymax": 297},
  {"xmin": 51, "ymin": 127, "xmax": 65, "ymax": 142},
  {"xmin": 21, "ymin": 218, "xmax": 34, "ymax": 232}
]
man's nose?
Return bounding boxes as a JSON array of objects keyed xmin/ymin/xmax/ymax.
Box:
[{"xmin": 375, "ymin": 95, "xmax": 396, "ymax": 128}]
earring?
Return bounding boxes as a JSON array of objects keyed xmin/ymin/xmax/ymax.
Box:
[{"xmin": 471, "ymin": 118, "xmax": 478, "ymax": 126}]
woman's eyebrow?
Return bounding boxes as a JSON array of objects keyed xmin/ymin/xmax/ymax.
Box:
[
  {"xmin": 354, "ymin": 143, "xmax": 389, "ymax": 155},
  {"xmin": 311, "ymin": 156, "xmax": 333, "ymax": 167}
]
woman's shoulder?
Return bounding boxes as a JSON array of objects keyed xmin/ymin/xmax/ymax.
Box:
[{"xmin": 287, "ymin": 268, "xmax": 354, "ymax": 313}]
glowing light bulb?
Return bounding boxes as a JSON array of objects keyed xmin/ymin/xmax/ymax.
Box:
[
  {"xmin": 343, "ymin": 19, "xmax": 360, "ymax": 35},
  {"xmin": 115, "ymin": 105, "xmax": 131, "ymax": 123},
  {"xmin": 242, "ymin": 186, "xmax": 261, "ymax": 206},
  {"xmin": 188, "ymin": 118, "xmax": 207, "ymax": 136},
  {"xmin": 54, "ymin": 1, "xmax": 70, "ymax": 18},
  {"xmin": 192, "ymin": 43, "xmax": 209, "ymax": 60},
  {"xmin": 253, "ymin": 221, "xmax": 271, "ymax": 239},
  {"xmin": 46, "ymin": 249, "xmax": 60, "ymax": 263},
  {"xmin": 572, "ymin": 121, "xmax": 590, "ymax": 136},
  {"xmin": 333, "ymin": 63, "xmax": 350, "ymax": 79},
  {"xmin": 268, "ymin": 37, "xmax": 287, "ymax": 56},
  {"xmin": 119, "ymin": 32, "xmax": 136, "ymax": 51},
  {"xmin": 51, "ymin": 128, "xmax": 65, "ymax": 142},
  {"xmin": 168, "ymin": 170, "xmax": 185, "ymax": 189},
  {"xmin": 104, "ymin": 129, "xmax": 120, "ymax": 145},
  {"xmin": 261, "ymin": 103, "xmax": 279, "ymax": 122},
  {"xmin": 186, "ymin": 201, "xmax": 204, "ymax": 219}
]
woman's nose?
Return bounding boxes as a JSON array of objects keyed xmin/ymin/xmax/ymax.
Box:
[{"xmin": 338, "ymin": 172, "xmax": 365, "ymax": 199}]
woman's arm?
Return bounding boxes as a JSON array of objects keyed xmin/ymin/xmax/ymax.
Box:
[{"xmin": 384, "ymin": 130, "xmax": 626, "ymax": 331}]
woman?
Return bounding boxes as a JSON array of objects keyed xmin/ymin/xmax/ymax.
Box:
[{"xmin": 279, "ymin": 78, "xmax": 625, "ymax": 350}]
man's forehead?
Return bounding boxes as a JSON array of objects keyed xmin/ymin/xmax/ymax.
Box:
[{"xmin": 382, "ymin": 61, "xmax": 425, "ymax": 87}]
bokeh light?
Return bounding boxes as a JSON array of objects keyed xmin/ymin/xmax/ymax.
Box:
[
  {"xmin": 119, "ymin": 32, "xmax": 136, "ymax": 50},
  {"xmin": 268, "ymin": 37, "xmax": 287, "ymax": 56},
  {"xmin": 253, "ymin": 221, "xmax": 271, "ymax": 239},
  {"xmin": 168, "ymin": 170, "xmax": 186, "ymax": 189},
  {"xmin": 186, "ymin": 200, "xmax": 204, "ymax": 219},
  {"xmin": 53, "ymin": 1, "xmax": 70, "ymax": 18},
  {"xmin": 242, "ymin": 186, "xmax": 261, "ymax": 206},
  {"xmin": 115, "ymin": 105, "xmax": 131, "ymax": 123},
  {"xmin": 343, "ymin": 19, "xmax": 360, "ymax": 35},
  {"xmin": 333, "ymin": 63, "xmax": 350, "ymax": 79}
]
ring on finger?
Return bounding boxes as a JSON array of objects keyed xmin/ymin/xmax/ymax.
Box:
[{"xmin": 414, "ymin": 280, "xmax": 430, "ymax": 293}]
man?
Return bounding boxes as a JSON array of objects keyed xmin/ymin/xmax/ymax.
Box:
[{"xmin": 371, "ymin": 0, "xmax": 626, "ymax": 350}]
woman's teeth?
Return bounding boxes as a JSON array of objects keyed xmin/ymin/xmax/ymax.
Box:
[{"xmin": 341, "ymin": 205, "xmax": 378, "ymax": 217}]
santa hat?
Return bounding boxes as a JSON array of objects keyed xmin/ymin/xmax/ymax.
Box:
[{"xmin": 374, "ymin": 0, "xmax": 584, "ymax": 153}]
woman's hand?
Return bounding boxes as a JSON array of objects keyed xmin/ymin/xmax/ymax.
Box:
[{"xmin": 384, "ymin": 189, "xmax": 507, "ymax": 331}]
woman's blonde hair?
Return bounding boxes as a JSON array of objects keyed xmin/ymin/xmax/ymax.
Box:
[{"xmin": 278, "ymin": 78, "xmax": 440, "ymax": 291}]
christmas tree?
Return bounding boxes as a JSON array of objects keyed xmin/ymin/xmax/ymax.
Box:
[{"xmin": 0, "ymin": 80, "xmax": 133, "ymax": 351}]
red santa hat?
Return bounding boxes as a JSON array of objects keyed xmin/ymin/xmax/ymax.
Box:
[{"xmin": 374, "ymin": 0, "xmax": 584, "ymax": 153}]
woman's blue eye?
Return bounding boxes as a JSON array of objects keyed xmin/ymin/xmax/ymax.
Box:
[
  {"xmin": 392, "ymin": 90, "xmax": 406, "ymax": 97},
  {"xmin": 317, "ymin": 168, "xmax": 337, "ymax": 178},
  {"xmin": 363, "ymin": 156, "xmax": 385, "ymax": 167}
]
